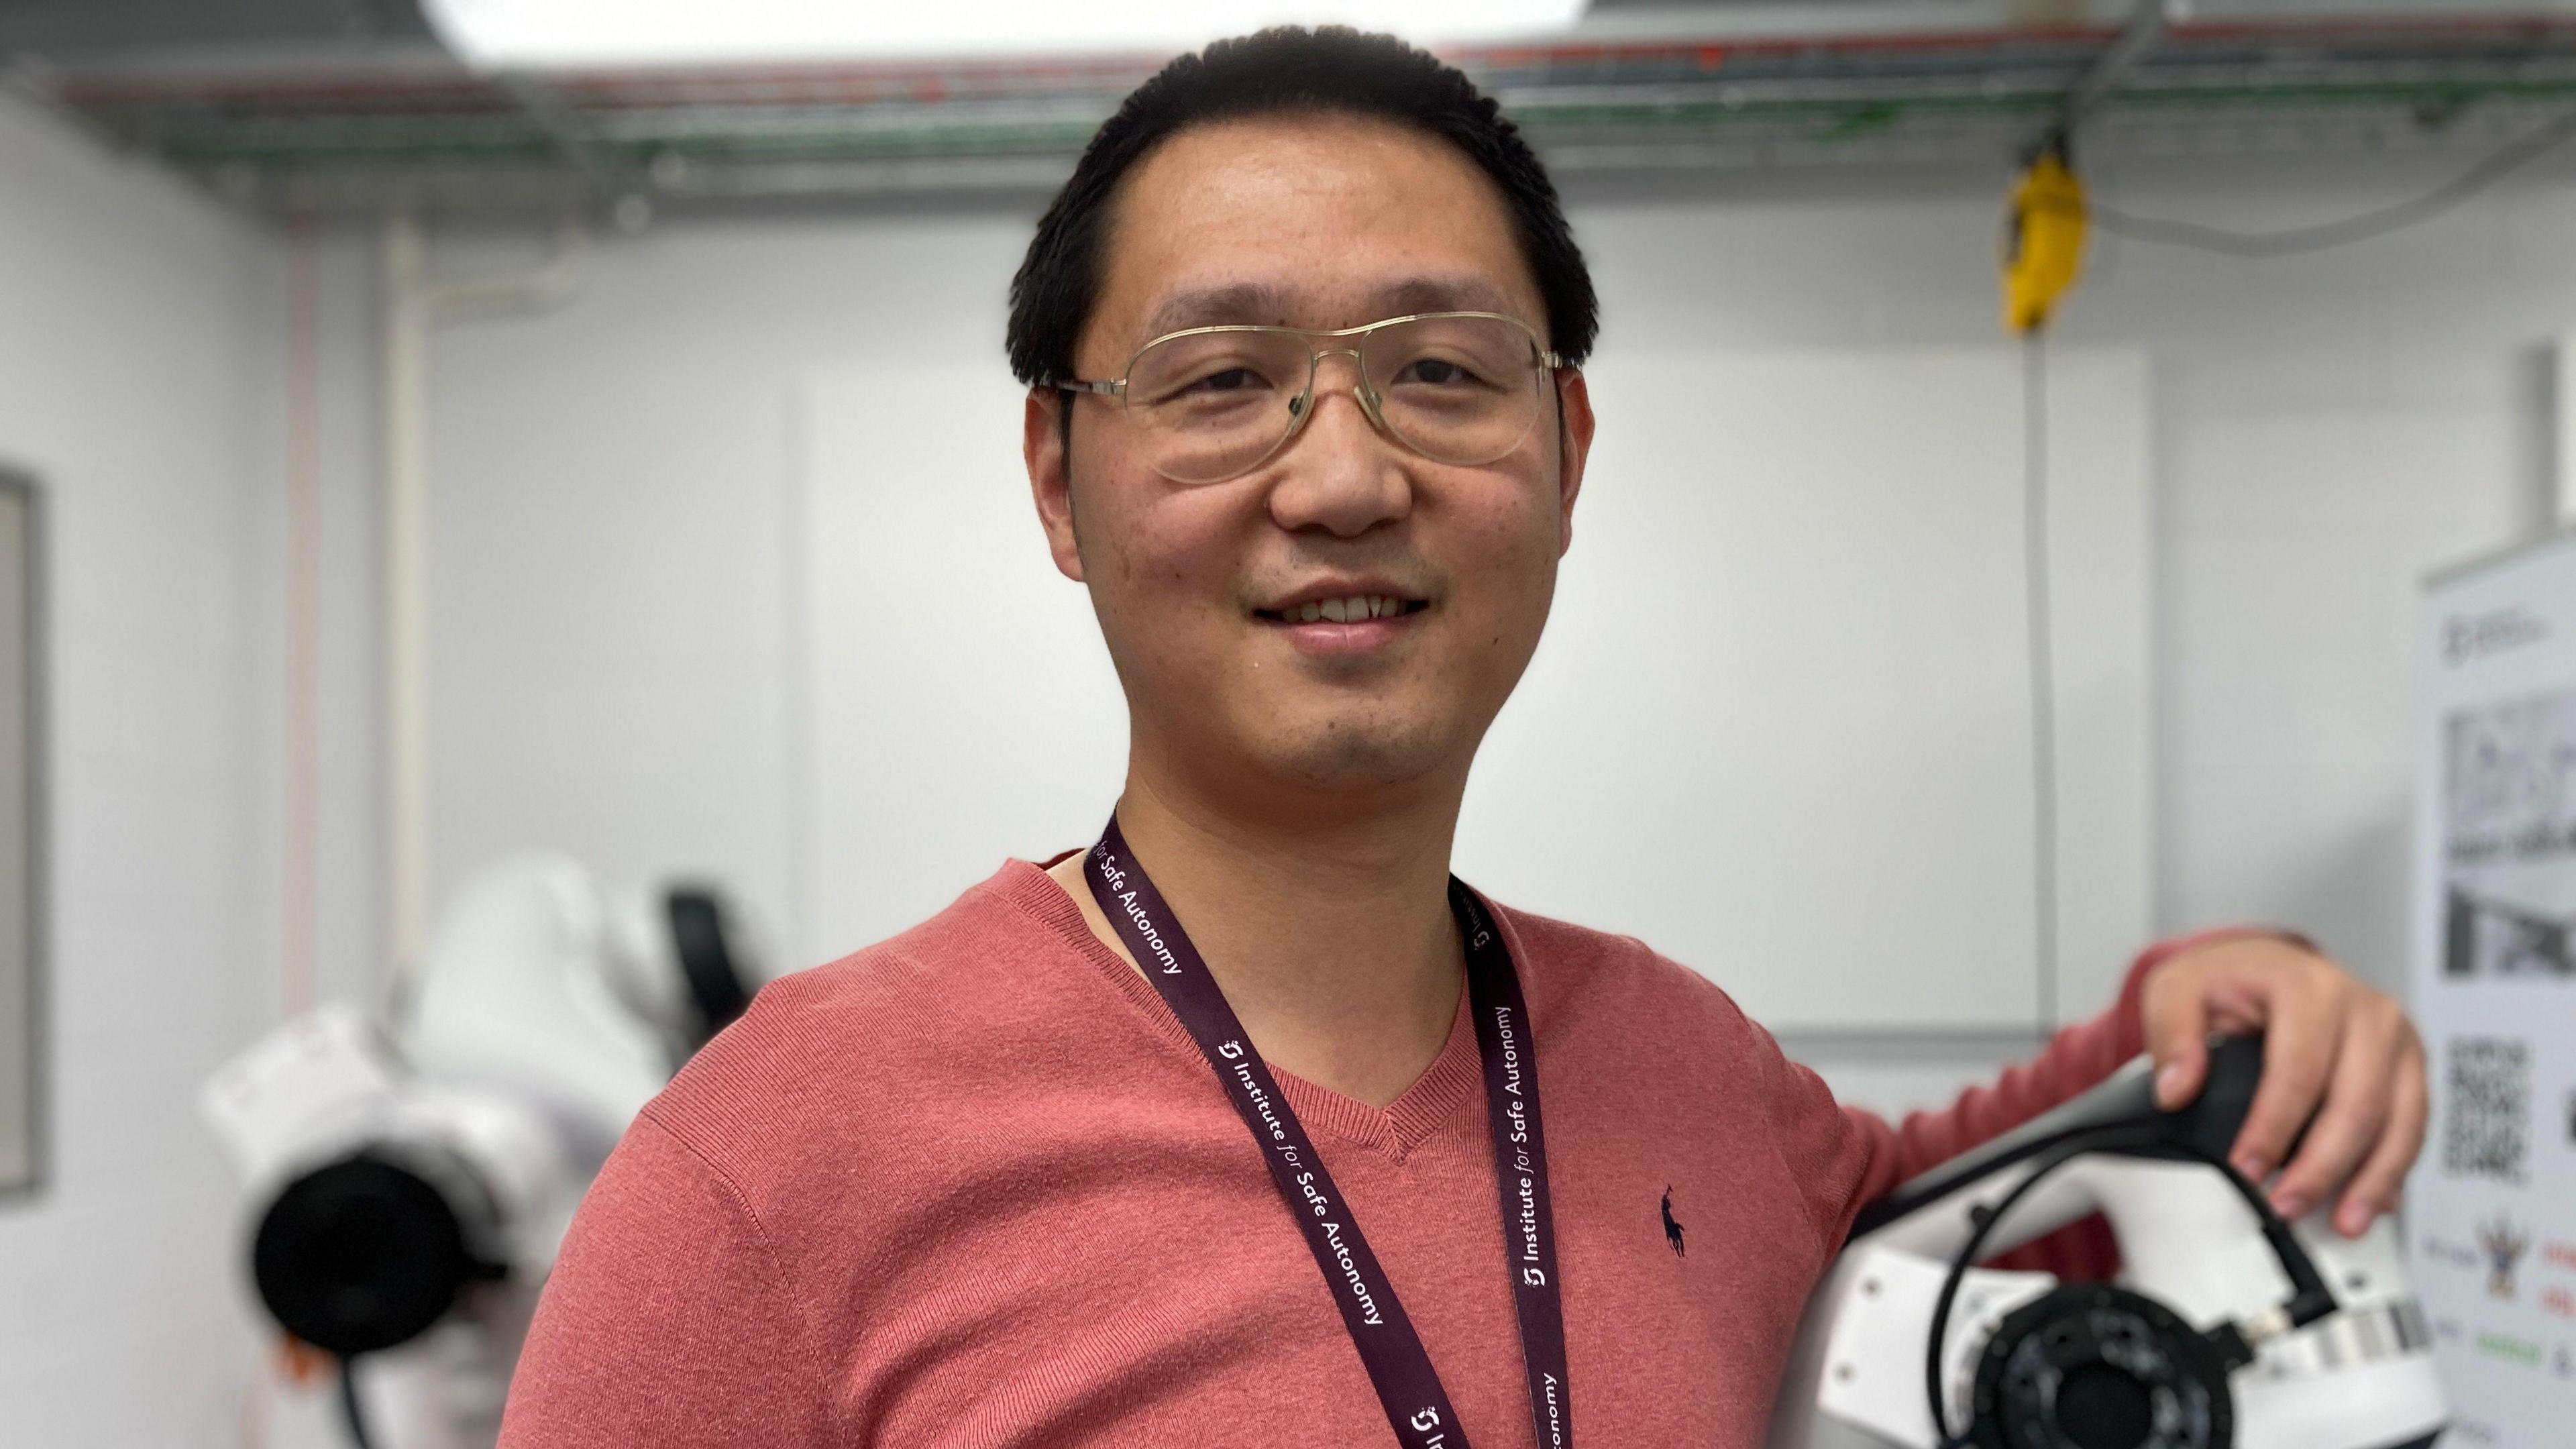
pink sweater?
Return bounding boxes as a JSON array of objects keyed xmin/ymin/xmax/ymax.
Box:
[{"xmin": 496, "ymin": 861, "xmax": 2165, "ymax": 1448}]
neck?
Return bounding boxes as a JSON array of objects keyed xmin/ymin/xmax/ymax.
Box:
[{"xmin": 1054, "ymin": 752, "xmax": 1468, "ymax": 1110}]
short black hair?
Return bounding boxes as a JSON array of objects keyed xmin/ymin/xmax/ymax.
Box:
[{"xmin": 1005, "ymin": 25, "xmax": 1598, "ymax": 387}]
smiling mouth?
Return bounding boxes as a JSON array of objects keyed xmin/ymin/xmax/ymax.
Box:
[{"xmin": 1253, "ymin": 594, "xmax": 1430, "ymax": 625}]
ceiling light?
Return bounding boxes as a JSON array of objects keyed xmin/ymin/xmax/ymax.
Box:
[{"xmin": 422, "ymin": 0, "xmax": 1591, "ymax": 69}]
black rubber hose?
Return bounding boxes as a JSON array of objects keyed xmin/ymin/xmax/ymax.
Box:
[
  {"xmin": 1920, "ymin": 1119, "xmax": 2336, "ymax": 1445},
  {"xmin": 338, "ymin": 1357, "xmax": 375, "ymax": 1449}
]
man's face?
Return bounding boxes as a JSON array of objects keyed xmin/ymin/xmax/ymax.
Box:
[{"xmin": 1026, "ymin": 111, "xmax": 1593, "ymax": 806}]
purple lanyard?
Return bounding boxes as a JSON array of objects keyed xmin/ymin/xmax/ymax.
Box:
[{"xmin": 1085, "ymin": 818, "xmax": 1572, "ymax": 1449}]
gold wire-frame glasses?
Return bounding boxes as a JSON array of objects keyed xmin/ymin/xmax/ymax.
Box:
[{"xmin": 1055, "ymin": 311, "xmax": 1566, "ymax": 485}]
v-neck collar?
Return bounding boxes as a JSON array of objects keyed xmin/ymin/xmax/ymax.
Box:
[{"xmin": 1001, "ymin": 858, "xmax": 1483, "ymax": 1161}]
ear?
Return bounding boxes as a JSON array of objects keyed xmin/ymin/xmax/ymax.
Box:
[
  {"xmin": 1551, "ymin": 368, "xmax": 1595, "ymax": 557},
  {"xmin": 1026, "ymin": 387, "xmax": 1086, "ymax": 583}
]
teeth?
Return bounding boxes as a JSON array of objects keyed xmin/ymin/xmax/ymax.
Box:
[{"xmin": 1287, "ymin": 595, "xmax": 1409, "ymax": 623}]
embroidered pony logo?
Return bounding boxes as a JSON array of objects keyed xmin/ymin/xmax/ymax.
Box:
[{"xmin": 1661, "ymin": 1186, "xmax": 1686, "ymax": 1258}]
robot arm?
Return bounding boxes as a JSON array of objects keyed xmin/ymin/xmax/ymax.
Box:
[
  {"xmin": 1768, "ymin": 1038, "xmax": 2447, "ymax": 1449},
  {"xmin": 201, "ymin": 855, "xmax": 763, "ymax": 1449}
]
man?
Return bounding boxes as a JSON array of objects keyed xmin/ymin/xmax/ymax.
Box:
[{"xmin": 498, "ymin": 28, "xmax": 2426, "ymax": 1447}]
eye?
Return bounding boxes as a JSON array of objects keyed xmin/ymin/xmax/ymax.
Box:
[
  {"xmin": 1393, "ymin": 355, "xmax": 1494, "ymax": 389},
  {"xmin": 1138, "ymin": 358, "xmax": 1287, "ymax": 410},
  {"xmin": 1187, "ymin": 366, "xmax": 1265, "ymax": 394}
]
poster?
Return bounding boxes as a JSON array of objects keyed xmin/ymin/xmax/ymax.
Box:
[{"xmin": 2414, "ymin": 535, "xmax": 2576, "ymax": 1444}]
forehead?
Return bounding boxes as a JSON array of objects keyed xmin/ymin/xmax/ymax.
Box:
[{"xmin": 1084, "ymin": 112, "xmax": 1544, "ymax": 362}]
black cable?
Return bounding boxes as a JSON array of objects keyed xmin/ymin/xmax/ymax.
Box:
[
  {"xmin": 1920, "ymin": 1119, "xmax": 2337, "ymax": 1445},
  {"xmin": 2086, "ymin": 107, "xmax": 2576, "ymax": 258},
  {"xmin": 1925, "ymin": 1129, "xmax": 2118, "ymax": 1448},
  {"xmin": 338, "ymin": 1358, "xmax": 376, "ymax": 1449},
  {"xmin": 2023, "ymin": 331, "xmax": 2059, "ymax": 1035}
]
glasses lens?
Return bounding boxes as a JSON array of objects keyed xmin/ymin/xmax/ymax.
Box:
[
  {"xmin": 1363, "ymin": 315, "xmax": 1546, "ymax": 467},
  {"xmin": 1124, "ymin": 329, "xmax": 1314, "ymax": 484}
]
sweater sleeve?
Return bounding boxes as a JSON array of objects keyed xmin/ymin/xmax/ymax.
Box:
[
  {"xmin": 497, "ymin": 1111, "xmax": 833, "ymax": 1449},
  {"xmin": 1788, "ymin": 929, "xmax": 2275, "ymax": 1260}
]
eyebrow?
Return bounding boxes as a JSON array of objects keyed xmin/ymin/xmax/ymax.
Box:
[
  {"xmin": 1144, "ymin": 283, "xmax": 1293, "ymax": 337},
  {"xmin": 1376, "ymin": 276, "xmax": 1517, "ymax": 319},
  {"xmin": 1138, "ymin": 275, "xmax": 1528, "ymax": 339}
]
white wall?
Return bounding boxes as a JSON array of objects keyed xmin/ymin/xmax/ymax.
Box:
[
  {"xmin": 399, "ymin": 150, "xmax": 2554, "ymax": 1114},
  {"xmin": 421, "ymin": 214, "xmax": 1036, "ymax": 969},
  {"xmin": 1576, "ymin": 156, "xmax": 2546, "ymax": 1102},
  {"xmin": 1579, "ymin": 154, "xmax": 2548, "ymax": 1002},
  {"xmin": 0, "ymin": 93, "xmax": 295, "ymax": 1446}
]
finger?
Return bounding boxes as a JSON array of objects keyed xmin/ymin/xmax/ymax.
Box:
[
  {"xmin": 2335, "ymin": 1032, "xmax": 2430, "ymax": 1237},
  {"xmin": 2269, "ymin": 996, "xmax": 2404, "ymax": 1221},
  {"xmin": 2229, "ymin": 969, "xmax": 2342, "ymax": 1181},
  {"xmin": 2141, "ymin": 965, "xmax": 2214, "ymax": 1110}
]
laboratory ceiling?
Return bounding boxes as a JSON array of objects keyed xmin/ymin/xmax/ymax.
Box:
[{"xmin": 5, "ymin": 0, "xmax": 2575, "ymax": 216}]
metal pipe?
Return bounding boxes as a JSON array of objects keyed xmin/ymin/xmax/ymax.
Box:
[
  {"xmin": 381, "ymin": 213, "xmax": 429, "ymax": 974},
  {"xmin": 378, "ymin": 213, "xmax": 586, "ymax": 987},
  {"xmin": 2052, "ymin": 0, "xmax": 2182, "ymax": 148},
  {"xmin": 284, "ymin": 216, "xmax": 323, "ymax": 1018}
]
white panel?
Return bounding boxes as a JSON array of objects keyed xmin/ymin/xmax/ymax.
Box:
[
  {"xmin": 800, "ymin": 368, "xmax": 1128, "ymax": 959},
  {"xmin": 2044, "ymin": 350, "xmax": 2155, "ymax": 1023},
  {"xmin": 800, "ymin": 347, "xmax": 2147, "ymax": 1032},
  {"xmin": 1458, "ymin": 347, "xmax": 2123, "ymax": 1029}
]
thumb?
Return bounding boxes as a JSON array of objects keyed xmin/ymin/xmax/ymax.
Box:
[{"xmin": 2143, "ymin": 968, "xmax": 2212, "ymax": 1110}]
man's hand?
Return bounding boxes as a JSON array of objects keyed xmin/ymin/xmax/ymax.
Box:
[{"xmin": 2140, "ymin": 932, "xmax": 2428, "ymax": 1238}]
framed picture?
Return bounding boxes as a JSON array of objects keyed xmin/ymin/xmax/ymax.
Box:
[{"xmin": 0, "ymin": 470, "xmax": 41, "ymax": 1197}]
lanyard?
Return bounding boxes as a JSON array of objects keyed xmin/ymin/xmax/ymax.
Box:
[{"xmin": 1084, "ymin": 818, "xmax": 1572, "ymax": 1449}]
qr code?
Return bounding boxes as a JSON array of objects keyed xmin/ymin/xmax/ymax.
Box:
[{"xmin": 2444, "ymin": 1037, "xmax": 2529, "ymax": 1185}]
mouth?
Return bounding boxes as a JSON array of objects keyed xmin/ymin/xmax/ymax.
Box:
[
  {"xmin": 1250, "ymin": 587, "xmax": 1433, "ymax": 659},
  {"xmin": 1252, "ymin": 593, "xmax": 1430, "ymax": 626}
]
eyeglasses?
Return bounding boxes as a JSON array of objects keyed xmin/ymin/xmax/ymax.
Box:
[{"xmin": 1056, "ymin": 311, "xmax": 1565, "ymax": 486}]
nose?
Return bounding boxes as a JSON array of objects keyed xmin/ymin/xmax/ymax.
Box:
[{"xmin": 1264, "ymin": 349, "xmax": 1412, "ymax": 539}]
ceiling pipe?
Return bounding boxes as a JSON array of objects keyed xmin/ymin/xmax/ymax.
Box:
[
  {"xmin": 2055, "ymin": 0, "xmax": 2183, "ymax": 145},
  {"xmin": 47, "ymin": 14, "xmax": 2576, "ymax": 109}
]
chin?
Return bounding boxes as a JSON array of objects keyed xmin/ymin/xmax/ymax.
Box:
[{"xmin": 1259, "ymin": 717, "xmax": 1459, "ymax": 794}]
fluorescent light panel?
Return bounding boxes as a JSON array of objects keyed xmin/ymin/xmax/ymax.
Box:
[{"xmin": 423, "ymin": 0, "xmax": 1591, "ymax": 68}]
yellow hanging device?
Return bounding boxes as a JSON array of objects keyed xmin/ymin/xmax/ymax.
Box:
[{"xmin": 2002, "ymin": 138, "xmax": 2087, "ymax": 334}]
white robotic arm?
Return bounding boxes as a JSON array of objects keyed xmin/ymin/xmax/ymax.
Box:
[
  {"xmin": 201, "ymin": 855, "xmax": 761, "ymax": 1449},
  {"xmin": 1767, "ymin": 1037, "xmax": 2448, "ymax": 1449}
]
